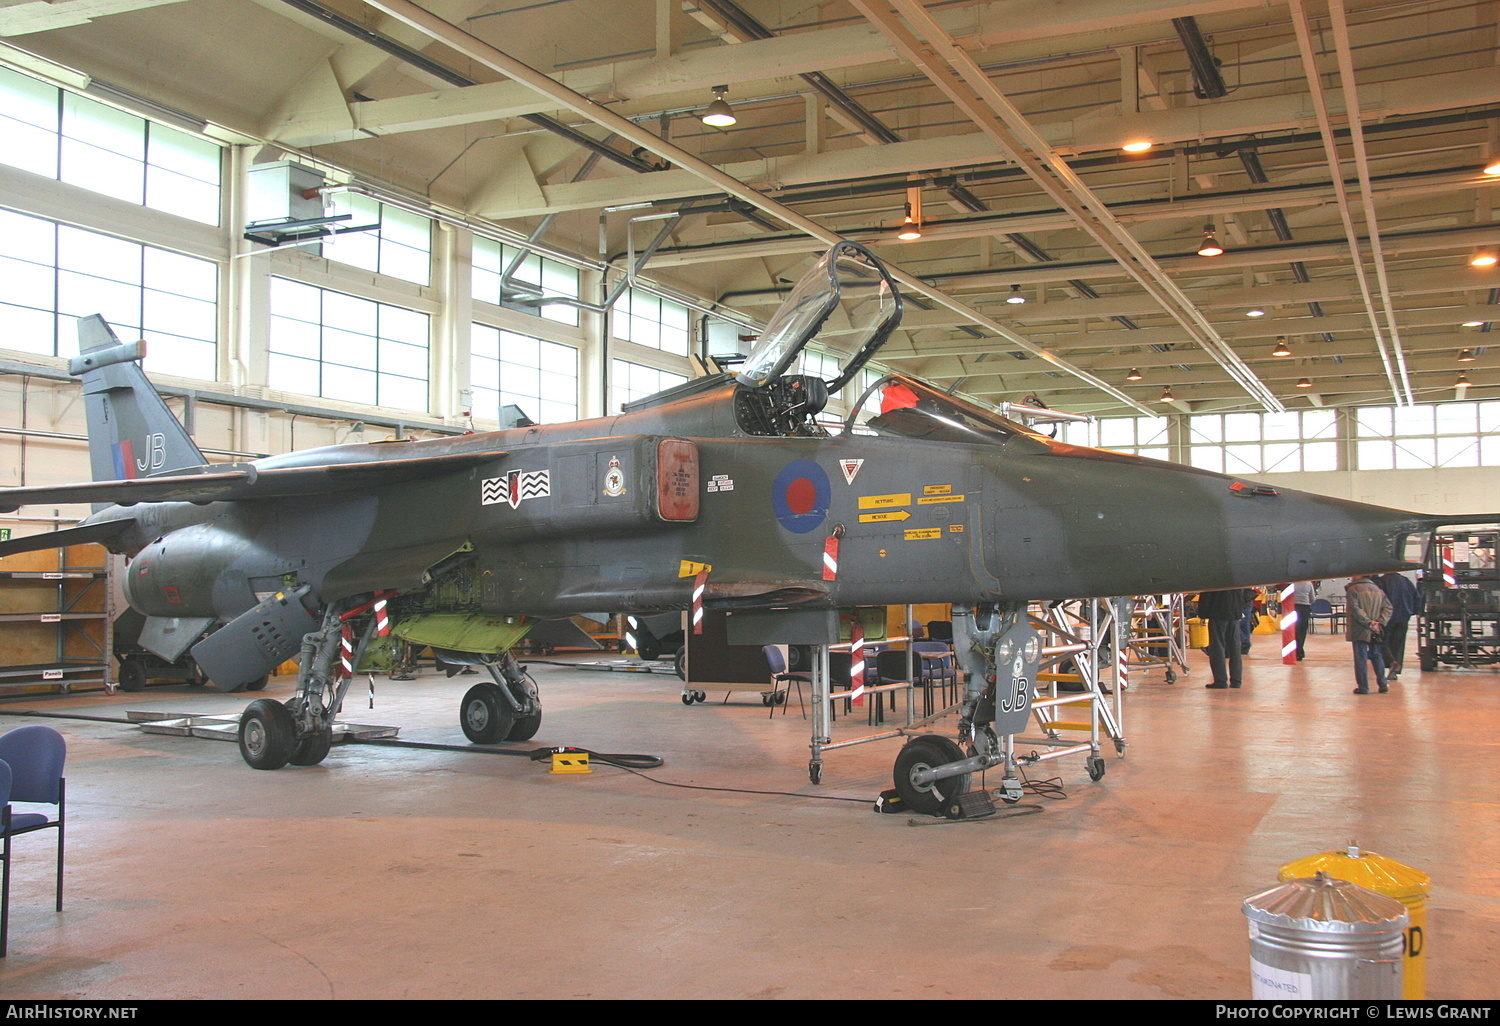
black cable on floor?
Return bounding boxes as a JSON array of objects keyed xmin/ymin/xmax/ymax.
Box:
[
  {"xmin": 0, "ymin": 709, "xmax": 136, "ymax": 724},
  {"xmin": 350, "ymin": 737, "xmax": 663, "ymax": 770}
]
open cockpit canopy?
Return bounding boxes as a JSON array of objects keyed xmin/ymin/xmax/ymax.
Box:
[{"xmin": 734, "ymin": 241, "xmax": 901, "ymax": 396}]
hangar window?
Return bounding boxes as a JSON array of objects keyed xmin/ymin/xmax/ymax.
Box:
[
  {"xmin": 0, "ymin": 208, "xmax": 217, "ymax": 379},
  {"xmin": 472, "ymin": 239, "xmax": 580, "ymax": 326},
  {"xmin": 321, "ymin": 194, "xmax": 431, "ymax": 286},
  {"xmin": 0, "ymin": 66, "xmax": 221, "ymax": 225},
  {"xmin": 1356, "ymin": 402, "xmax": 1500, "ymax": 470},
  {"xmin": 1188, "ymin": 410, "xmax": 1337, "ymax": 474},
  {"xmin": 613, "ymin": 288, "xmax": 689, "ymax": 357},
  {"xmin": 269, "ymin": 278, "xmax": 429, "ymax": 412},
  {"xmin": 1059, "ymin": 416, "xmax": 1167, "ymax": 460},
  {"xmin": 470, "ymin": 324, "xmax": 578, "ymax": 426},
  {"xmin": 611, "ymin": 359, "xmax": 685, "ymax": 413}
]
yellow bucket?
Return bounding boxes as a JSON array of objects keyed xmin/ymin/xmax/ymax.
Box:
[
  {"xmin": 1279, "ymin": 846, "xmax": 1430, "ymax": 999},
  {"xmin": 1188, "ymin": 619, "xmax": 1209, "ymax": 649}
]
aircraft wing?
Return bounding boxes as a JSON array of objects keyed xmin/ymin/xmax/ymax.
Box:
[
  {"xmin": 0, "ymin": 519, "xmax": 137, "ymax": 558},
  {"xmin": 0, "ymin": 451, "xmax": 503, "ymax": 513}
]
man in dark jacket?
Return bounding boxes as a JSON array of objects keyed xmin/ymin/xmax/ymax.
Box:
[
  {"xmin": 1377, "ymin": 572, "xmax": 1421, "ymax": 681},
  {"xmin": 1198, "ymin": 588, "xmax": 1253, "ymax": 689}
]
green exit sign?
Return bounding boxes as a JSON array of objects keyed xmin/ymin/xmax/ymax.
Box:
[{"xmin": 0, "ymin": 528, "xmax": 10, "ymax": 542}]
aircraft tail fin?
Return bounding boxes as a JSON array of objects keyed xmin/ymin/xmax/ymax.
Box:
[{"xmin": 70, "ymin": 316, "xmax": 205, "ymax": 489}]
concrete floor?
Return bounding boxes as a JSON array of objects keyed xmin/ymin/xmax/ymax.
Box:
[{"xmin": 0, "ymin": 629, "xmax": 1495, "ymax": 1001}]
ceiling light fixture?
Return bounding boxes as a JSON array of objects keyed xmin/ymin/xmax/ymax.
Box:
[
  {"xmin": 1246, "ymin": 308, "xmax": 1265, "ymax": 318},
  {"xmin": 1197, "ymin": 223, "xmax": 1223, "ymax": 257},
  {"xmin": 1272, "ymin": 336, "xmax": 1292, "ymax": 357},
  {"xmin": 1484, "ymin": 153, "xmax": 1500, "ymax": 177},
  {"xmin": 1459, "ymin": 348, "xmax": 1476, "ymax": 362},
  {"xmin": 1296, "ymin": 377, "xmax": 1313, "ymax": 388},
  {"xmin": 1006, "ymin": 284, "xmax": 1026, "ymax": 305},
  {"xmin": 896, "ymin": 185, "xmax": 924, "ymax": 241},
  {"xmin": 1126, "ymin": 367, "xmax": 1143, "ymax": 381},
  {"xmin": 1456, "ymin": 371, "xmax": 1471, "ymax": 390},
  {"xmin": 1160, "ymin": 385, "xmax": 1176, "ymax": 402},
  {"xmin": 1122, "ymin": 140, "xmax": 1152, "ymax": 153},
  {"xmin": 700, "ymin": 85, "xmax": 737, "ymax": 127},
  {"xmin": 1463, "ymin": 321, "xmax": 1485, "ymax": 328},
  {"xmin": 1471, "ymin": 248, "xmax": 1498, "ymax": 268}
]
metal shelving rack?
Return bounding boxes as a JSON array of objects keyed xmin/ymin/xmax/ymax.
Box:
[{"xmin": 0, "ymin": 541, "xmax": 114, "ymax": 695}]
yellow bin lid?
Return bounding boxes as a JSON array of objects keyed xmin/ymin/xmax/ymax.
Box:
[{"xmin": 1279, "ymin": 845, "xmax": 1431, "ymax": 902}]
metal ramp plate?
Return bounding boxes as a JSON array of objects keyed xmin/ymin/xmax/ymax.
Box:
[
  {"xmin": 546, "ymin": 658, "xmax": 679, "ymax": 675},
  {"xmin": 128, "ymin": 710, "xmax": 399, "ymax": 742}
]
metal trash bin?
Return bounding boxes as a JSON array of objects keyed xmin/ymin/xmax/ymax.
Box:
[
  {"xmin": 1243, "ymin": 871, "xmax": 1407, "ymax": 999},
  {"xmin": 1279, "ymin": 846, "xmax": 1430, "ymax": 999}
]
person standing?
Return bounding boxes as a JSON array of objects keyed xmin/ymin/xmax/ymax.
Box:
[
  {"xmin": 1346, "ymin": 574, "xmax": 1393, "ymax": 694},
  {"xmin": 1293, "ymin": 580, "xmax": 1317, "ymax": 660},
  {"xmin": 1238, "ymin": 588, "xmax": 1257, "ymax": 654},
  {"xmin": 1199, "ymin": 588, "xmax": 1250, "ymax": 689},
  {"xmin": 1377, "ymin": 571, "xmax": 1421, "ymax": 681}
]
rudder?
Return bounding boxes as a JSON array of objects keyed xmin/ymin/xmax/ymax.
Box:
[{"xmin": 70, "ymin": 315, "xmax": 205, "ymax": 488}]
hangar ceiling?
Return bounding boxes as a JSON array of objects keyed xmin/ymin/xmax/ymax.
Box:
[{"xmin": 2, "ymin": 0, "xmax": 1498, "ymax": 417}]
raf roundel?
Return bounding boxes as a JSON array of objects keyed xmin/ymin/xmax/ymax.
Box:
[{"xmin": 771, "ymin": 459, "xmax": 830, "ymax": 534}]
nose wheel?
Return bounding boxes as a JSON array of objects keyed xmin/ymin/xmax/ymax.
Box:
[{"xmin": 892, "ymin": 735, "xmax": 972, "ymax": 815}]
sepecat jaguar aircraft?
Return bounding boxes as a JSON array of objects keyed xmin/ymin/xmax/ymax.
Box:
[{"xmin": 0, "ymin": 241, "xmax": 1488, "ymax": 798}]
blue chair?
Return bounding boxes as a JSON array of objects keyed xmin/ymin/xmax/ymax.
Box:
[
  {"xmin": 762, "ymin": 646, "xmax": 809, "ymax": 719},
  {"xmin": 1310, "ymin": 598, "xmax": 1342, "ymax": 634},
  {"xmin": 911, "ymin": 641, "xmax": 959, "ymax": 715},
  {"xmin": 0, "ymin": 725, "xmax": 67, "ymax": 957}
]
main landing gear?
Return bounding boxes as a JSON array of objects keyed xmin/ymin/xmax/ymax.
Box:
[
  {"xmin": 459, "ymin": 652, "xmax": 543, "ymax": 744},
  {"xmin": 238, "ymin": 602, "xmax": 357, "ymax": 770},
  {"xmin": 236, "ymin": 600, "xmax": 550, "ymax": 769}
]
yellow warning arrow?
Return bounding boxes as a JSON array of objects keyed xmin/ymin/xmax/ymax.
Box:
[
  {"xmin": 678, "ymin": 560, "xmax": 713, "ymax": 577},
  {"xmin": 858, "ymin": 510, "xmax": 912, "ymax": 523}
]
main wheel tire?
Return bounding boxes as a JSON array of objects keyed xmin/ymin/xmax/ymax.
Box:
[
  {"xmin": 506, "ymin": 710, "xmax": 542, "ymax": 742},
  {"xmin": 461, "ymin": 682, "xmax": 515, "ymax": 744},
  {"xmin": 239, "ymin": 699, "xmax": 297, "ymax": 770},
  {"xmin": 892, "ymin": 736, "xmax": 971, "ymax": 816},
  {"xmin": 289, "ymin": 728, "xmax": 333, "ymax": 766},
  {"xmin": 118, "ymin": 660, "xmax": 147, "ymax": 692}
]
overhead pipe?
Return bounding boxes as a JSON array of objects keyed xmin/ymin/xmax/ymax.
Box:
[
  {"xmin": 1287, "ymin": 0, "xmax": 1411, "ymax": 406},
  {"xmin": 1326, "ymin": 0, "xmax": 1414, "ymax": 404},
  {"xmin": 358, "ymin": 0, "xmax": 1154, "ymax": 415},
  {"xmin": 1172, "ymin": 17, "xmax": 1228, "ymax": 99},
  {"xmin": 854, "ymin": 0, "xmax": 1281, "ymax": 411},
  {"xmin": 277, "ymin": 0, "xmax": 661, "ymax": 175}
]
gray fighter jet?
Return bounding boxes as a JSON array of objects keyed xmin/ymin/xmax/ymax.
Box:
[{"xmin": 0, "ymin": 242, "xmax": 1488, "ymax": 797}]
